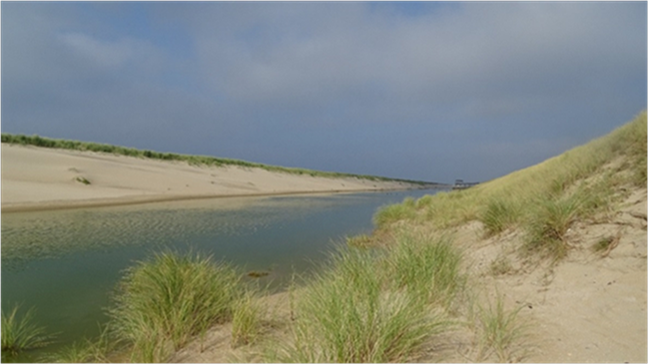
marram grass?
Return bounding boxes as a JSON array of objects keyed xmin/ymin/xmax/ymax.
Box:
[
  {"xmin": 384, "ymin": 231, "xmax": 465, "ymax": 308},
  {"xmin": 269, "ymin": 244, "xmax": 452, "ymax": 363},
  {"xmin": 481, "ymin": 197, "xmax": 522, "ymax": 236},
  {"xmin": 231, "ymin": 291, "xmax": 264, "ymax": 348},
  {"xmin": 0, "ymin": 133, "xmax": 430, "ymax": 186},
  {"xmin": 373, "ymin": 111, "xmax": 647, "ymax": 260},
  {"xmin": 108, "ymin": 251, "xmax": 243, "ymax": 362},
  {"xmin": 48, "ymin": 327, "xmax": 116, "ymax": 363},
  {"xmin": 1, "ymin": 305, "xmax": 52, "ymax": 355},
  {"xmin": 523, "ymin": 193, "xmax": 583, "ymax": 260},
  {"xmin": 476, "ymin": 294, "xmax": 528, "ymax": 362}
]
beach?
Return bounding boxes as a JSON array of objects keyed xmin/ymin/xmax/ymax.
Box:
[{"xmin": 1, "ymin": 144, "xmax": 420, "ymax": 212}]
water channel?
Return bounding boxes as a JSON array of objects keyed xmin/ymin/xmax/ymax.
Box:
[{"xmin": 1, "ymin": 188, "xmax": 444, "ymax": 362}]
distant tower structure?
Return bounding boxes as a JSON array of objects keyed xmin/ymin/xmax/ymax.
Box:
[{"xmin": 453, "ymin": 179, "xmax": 478, "ymax": 190}]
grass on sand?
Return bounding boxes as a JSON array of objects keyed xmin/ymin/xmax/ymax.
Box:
[
  {"xmin": 107, "ymin": 251, "xmax": 244, "ymax": 362},
  {"xmin": 374, "ymin": 111, "xmax": 647, "ymax": 261},
  {"xmin": 18, "ymin": 111, "xmax": 647, "ymax": 363},
  {"xmin": 0, "ymin": 133, "xmax": 431, "ymax": 186},
  {"xmin": 268, "ymin": 241, "xmax": 455, "ymax": 363},
  {"xmin": 1, "ymin": 305, "xmax": 53, "ymax": 355}
]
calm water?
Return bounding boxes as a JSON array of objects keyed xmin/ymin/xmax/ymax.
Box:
[{"xmin": 1, "ymin": 189, "xmax": 442, "ymax": 361}]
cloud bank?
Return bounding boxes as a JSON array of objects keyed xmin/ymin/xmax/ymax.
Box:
[{"xmin": 2, "ymin": 2, "xmax": 646, "ymax": 182}]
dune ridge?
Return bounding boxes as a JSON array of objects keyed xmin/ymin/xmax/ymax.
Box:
[{"xmin": 1, "ymin": 144, "xmax": 430, "ymax": 213}]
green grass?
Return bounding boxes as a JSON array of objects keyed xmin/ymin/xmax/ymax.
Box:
[
  {"xmin": 75, "ymin": 176, "xmax": 91, "ymax": 185},
  {"xmin": 48, "ymin": 328, "xmax": 116, "ymax": 363},
  {"xmin": 1, "ymin": 133, "xmax": 432, "ymax": 186},
  {"xmin": 373, "ymin": 203, "xmax": 419, "ymax": 228},
  {"xmin": 481, "ymin": 197, "xmax": 522, "ymax": 236},
  {"xmin": 231, "ymin": 291, "xmax": 264, "ymax": 348},
  {"xmin": 271, "ymin": 245, "xmax": 449, "ymax": 363},
  {"xmin": 476, "ymin": 294, "xmax": 527, "ymax": 362},
  {"xmin": 345, "ymin": 111, "xmax": 646, "ymax": 362},
  {"xmin": 608, "ymin": 110, "xmax": 647, "ymax": 186},
  {"xmin": 107, "ymin": 251, "xmax": 244, "ymax": 362},
  {"xmin": 346, "ymin": 234, "xmax": 374, "ymax": 248},
  {"xmin": 592, "ymin": 236, "xmax": 615, "ymax": 253},
  {"xmin": 11, "ymin": 110, "xmax": 642, "ymax": 362},
  {"xmin": 49, "ymin": 341, "xmax": 98, "ymax": 363},
  {"xmin": 261, "ymin": 111, "xmax": 645, "ymax": 360},
  {"xmin": 373, "ymin": 111, "xmax": 647, "ymax": 259},
  {"xmin": 1, "ymin": 305, "xmax": 53, "ymax": 355},
  {"xmin": 384, "ymin": 231, "xmax": 465, "ymax": 308},
  {"xmin": 523, "ymin": 193, "xmax": 583, "ymax": 260},
  {"xmin": 49, "ymin": 340, "xmax": 104, "ymax": 363}
]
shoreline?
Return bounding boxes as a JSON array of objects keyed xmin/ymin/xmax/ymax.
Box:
[
  {"xmin": 1, "ymin": 186, "xmax": 432, "ymax": 214},
  {"xmin": 2, "ymin": 144, "xmax": 441, "ymax": 214}
]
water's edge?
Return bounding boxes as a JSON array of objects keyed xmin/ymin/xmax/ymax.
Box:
[{"xmin": 1, "ymin": 189, "xmax": 443, "ymax": 362}]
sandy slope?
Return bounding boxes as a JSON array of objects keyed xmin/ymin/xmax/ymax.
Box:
[
  {"xmin": 170, "ymin": 187, "xmax": 647, "ymax": 363},
  {"xmin": 1, "ymin": 144, "xmax": 420, "ymax": 212},
  {"xmin": 454, "ymin": 187, "xmax": 647, "ymax": 363}
]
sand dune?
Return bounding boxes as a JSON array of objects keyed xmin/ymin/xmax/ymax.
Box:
[{"xmin": 1, "ymin": 144, "xmax": 419, "ymax": 212}]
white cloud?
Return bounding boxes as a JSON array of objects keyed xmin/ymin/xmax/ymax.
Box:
[
  {"xmin": 55, "ymin": 32, "xmax": 168, "ymax": 78},
  {"xmin": 58, "ymin": 32, "xmax": 134, "ymax": 69},
  {"xmin": 185, "ymin": 2, "xmax": 644, "ymax": 124}
]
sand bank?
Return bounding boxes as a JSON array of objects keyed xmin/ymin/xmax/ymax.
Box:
[
  {"xmin": 171, "ymin": 188, "xmax": 647, "ymax": 363},
  {"xmin": 1, "ymin": 144, "xmax": 422, "ymax": 213}
]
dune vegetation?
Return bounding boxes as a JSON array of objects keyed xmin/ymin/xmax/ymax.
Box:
[
  {"xmin": 108, "ymin": 251, "xmax": 255, "ymax": 362},
  {"xmin": 12, "ymin": 111, "xmax": 647, "ymax": 363},
  {"xmin": 0, "ymin": 133, "xmax": 431, "ymax": 186},
  {"xmin": 46, "ymin": 251, "xmax": 261, "ymax": 363},
  {"xmin": 1, "ymin": 305, "xmax": 53, "ymax": 356},
  {"xmin": 267, "ymin": 237, "xmax": 460, "ymax": 362},
  {"xmin": 374, "ymin": 111, "xmax": 647, "ymax": 261}
]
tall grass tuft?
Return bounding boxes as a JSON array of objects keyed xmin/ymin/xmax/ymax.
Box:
[
  {"xmin": 627, "ymin": 111, "xmax": 647, "ymax": 185},
  {"xmin": 524, "ymin": 193, "xmax": 583, "ymax": 260},
  {"xmin": 373, "ymin": 202, "xmax": 418, "ymax": 229},
  {"xmin": 48, "ymin": 327, "xmax": 116, "ymax": 363},
  {"xmin": 274, "ymin": 246, "xmax": 446, "ymax": 363},
  {"xmin": 477, "ymin": 294, "xmax": 527, "ymax": 362},
  {"xmin": 108, "ymin": 251, "xmax": 242, "ymax": 362},
  {"xmin": 231, "ymin": 291, "xmax": 264, "ymax": 348},
  {"xmin": 346, "ymin": 234, "xmax": 374, "ymax": 248},
  {"xmin": 385, "ymin": 232, "xmax": 465, "ymax": 308},
  {"xmin": 1, "ymin": 305, "xmax": 52, "ymax": 355},
  {"xmin": 480, "ymin": 198, "xmax": 521, "ymax": 236},
  {"xmin": 373, "ymin": 111, "xmax": 646, "ymax": 236}
]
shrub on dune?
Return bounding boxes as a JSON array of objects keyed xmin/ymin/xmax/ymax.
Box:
[
  {"xmin": 108, "ymin": 251, "xmax": 243, "ymax": 362},
  {"xmin": 274, "ymin": 246, "xmax": 447, "ymax": 363}
]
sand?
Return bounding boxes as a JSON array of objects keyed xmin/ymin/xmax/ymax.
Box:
[
  {"xmin": 170, "ymin": 187, "xmax": 647, "ymax": 363},
  {"xmin": 452, "ymin": 186, "xmax": 647, "ymax": 363},
  {"xmin": 5, "ymin": 144, "xmax": 644, "ymax": 362},
  {"xmin": 1, "ymin": 144, "xmax": 423, "ymax": 212}
]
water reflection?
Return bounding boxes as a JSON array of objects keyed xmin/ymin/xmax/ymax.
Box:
[
  {"xmin": 2, "ymin": 195, "xmax": 348, "ymax": 270},
  {"xmin": 1, "ymin": 189, "xmax": 441, "ymax": 362}
]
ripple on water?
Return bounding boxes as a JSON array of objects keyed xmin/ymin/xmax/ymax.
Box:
[
  {"xmin": 2, "ymin": 190, "xmax": 443, "ymax": 362},
  {"xmin": 1, "ymin": 195, "xmax": 342, "ymax": 270}
]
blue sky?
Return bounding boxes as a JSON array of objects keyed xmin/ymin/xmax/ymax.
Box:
[{"xmin": 2, "ymin": 2, "xmax": 646, "ymax": 183}]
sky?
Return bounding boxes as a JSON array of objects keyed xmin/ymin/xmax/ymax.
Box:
[{"xmin": 1, "ymin": 2, "xmax": 646, "ymax": 184}]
